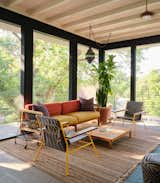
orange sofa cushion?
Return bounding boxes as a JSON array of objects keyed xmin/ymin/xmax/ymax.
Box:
[
  {"xmin": 45, "ymin": 103, "xmax": 62, "ymax": 116},
  {"xmin": 62, "ymin": 100, "xmax": 80, "ymax": 114}
]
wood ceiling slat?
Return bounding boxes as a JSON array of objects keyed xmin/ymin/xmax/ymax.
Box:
[
  {"xmin": 75, "ymin": 8, "xmax": 160, "ymax": 34},
  {"xmin": 46, "ymin": 0, "xmax": 117, "ymax": 23},
  {"xmin": 97, "ymin": 25, "xmax": 160, "ymax": 41},
  {"xmin": 75, "ymin": 14, "xmax": 139, "ymax": 34},
  {"xmin": 26, "ymin": 0, "xmax": 65, "ymax": 16},
  {"xmin": 61, "ymin": 0, "xmax": 158, "ymax": 29},
  {"xmin": 98, "ymin": 27, "xmax": 160, "ymax": 43},
  {"xmin": 56, "ymin": 0, "xmax": 141, "ymax": 27},
  {"xmin": 108, "ymin": 31, "xmax": 160, "ymax": 43},
  {"xmin": 0, "ymin": 0, "xmax": 160, "ymax": 43},
  {"xmin": 4, "ymin": 0, "xmax": 23, "ymax": 7},
  {"xmin": 85, "ymin": 16, "xmax": 160, "ymax": 39}
]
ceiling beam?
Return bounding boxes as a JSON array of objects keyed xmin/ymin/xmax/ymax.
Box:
[
  {"xmin": 46, "ymin": 0, "xmax": 116, "ymax": 23},
  {"xmin": 61, "ymin": 0, "xmax": 158, "ymax": 29},
  {"xmin": 104, "ymin": 35, "xmax": 160, "ymax": 49},
  {"xmin": 26, "ymin": 0, "xmax": 65, "ymax": 16}
]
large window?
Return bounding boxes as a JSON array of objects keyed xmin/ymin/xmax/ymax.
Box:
[
  {"xmin": 136, "ymin": 44, "xmax": 160, "ymax": 117},
  {"xmin": 77, "ymin": 44, "xmax": 98, "ymax": 101},
  {"xmin": 106, "ymin": 47, "xmax": 131, "ymax": 109},
  {"xmin": 0, "ymin": 21, "xmax": 22, "ymax": 123},
  {"xmin": 33, "ymin": 31, "xmax": 69, "ymax": 103}
]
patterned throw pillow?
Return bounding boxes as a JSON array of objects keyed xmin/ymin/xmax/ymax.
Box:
[
  {"xmin": 33, "ymin": 103, "xmax": 49, "ymax": 116},
  {"xmin": 80, "ymin": 97, "xmax": 94, "ymax": 111}
]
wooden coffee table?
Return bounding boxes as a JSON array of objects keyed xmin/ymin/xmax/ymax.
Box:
[{"xmin": 89, "ymin": 126, "xmax": 132, "ymax": 148}]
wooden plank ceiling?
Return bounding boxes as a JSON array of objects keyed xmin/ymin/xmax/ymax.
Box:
[{"xmin": 0, "ymin": 0, "xmax": 160, "ymax": 43}]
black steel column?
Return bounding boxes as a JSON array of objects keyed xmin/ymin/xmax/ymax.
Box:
[
  {"xmin": 130, "ymin": 45, "xmax": 136, "ymax": 101},
  {"xmin": 99, "ymin": 48, "xmax": 105, "ymax": 63},
  {"xmin": 21, "ymin": 26, "xmax": 33, "ymax": 105},
  {"xmin": 69, "ymin": 39, "xmax": 77, "ymax": 100}
]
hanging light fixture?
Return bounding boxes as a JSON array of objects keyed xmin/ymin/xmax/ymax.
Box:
[
  {"xmin": 140, "ymin": 0, "xmax": 154, "ymax": 20},
  {"xmin": 85, "ymin": 46, "xmax": 95, "ymax": 63},
  {"xmin": 85, "ymin": 25, "xmax": 95, "ymax": 63}
]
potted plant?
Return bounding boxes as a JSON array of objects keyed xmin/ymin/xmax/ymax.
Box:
[{"xmin": 92, "ymin": 54, "xmax": 116, "ymax": 124}]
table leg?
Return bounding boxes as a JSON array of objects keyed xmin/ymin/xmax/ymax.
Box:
[
  {"xmin": 108, "ymin": 141, "xmax": 112, "ymax": 149},
  {"xmin": 129, "ymin": 131, "xmax": 132, "ymax": 138}
]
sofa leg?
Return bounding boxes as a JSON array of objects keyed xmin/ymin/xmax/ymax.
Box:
[
  {"xmin": 74, "ymin": 125, "xmax": 78, "ymax": 132},
  {"xmin": 98, "ymin": 118, "xmax": 101, "ymax": 126}
]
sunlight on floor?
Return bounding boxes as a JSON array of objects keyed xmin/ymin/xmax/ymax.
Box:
[
  {"xmin": 0, "ymin": 150, "xmax": 31, "ymax": 171},
  {"xmin": 0, "ymin": 162, "xmax": 31, "ymax": 171},
  {"xmin": 150, "ymin": 136, "xmax": 160, "ymax": 140},
  {"xmin": 130, "ymin": 154, "xmax": 144, "ymax": 160}
]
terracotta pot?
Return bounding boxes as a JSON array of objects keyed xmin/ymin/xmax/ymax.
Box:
[{"xmin": 99, "ymin": 105, "xmax": 112, "ymax": 124}]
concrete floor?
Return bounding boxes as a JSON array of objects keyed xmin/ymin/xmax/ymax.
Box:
[
  {"xmin": 0, "ymin": 150, "xmax": 62, "ymax": 183},
  {"xmin": 0, "ymin": 123, "xmax": 20, "ymax": 140}
]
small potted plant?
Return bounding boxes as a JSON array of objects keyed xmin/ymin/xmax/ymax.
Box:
[{"xmin": 92, "ymin": 54, "xmax": 116, "ymax": 124}]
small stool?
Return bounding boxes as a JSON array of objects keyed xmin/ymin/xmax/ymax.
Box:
[{"xmin": 141, "ymin": 153, "xmax": 160, "ymax": 183}]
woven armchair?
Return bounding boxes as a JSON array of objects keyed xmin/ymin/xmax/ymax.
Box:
[{"xmin": 35, "ymin": 116, "xmax": 98, "ymax": 176}]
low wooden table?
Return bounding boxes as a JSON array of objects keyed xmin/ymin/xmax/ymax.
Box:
[{"xmin": 89, "ymin": 126, "xmax": 132, "ymax": 148}]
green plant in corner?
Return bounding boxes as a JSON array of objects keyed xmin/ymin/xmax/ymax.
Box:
[{"xmin": 92, "ymin": 54, "xmax": 116, "ymax": 107}]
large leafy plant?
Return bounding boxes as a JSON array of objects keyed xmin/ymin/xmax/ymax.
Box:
[{"xmin": 92, "ymin": 55, "xmax": 116, "ymax": 107}]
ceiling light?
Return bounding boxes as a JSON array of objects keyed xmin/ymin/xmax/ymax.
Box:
[
  {"xmin": 140, "ymin": 0, "xmax": 154, "ymax": 20},
  {"xmin": 85, "ymin": 47, "xmax": 95, "ymax": 63}
]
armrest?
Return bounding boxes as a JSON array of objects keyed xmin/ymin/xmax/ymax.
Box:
[
  {"xmin": 133, "ymin": 111, "xmax": 145, "ymax": 116},
  {"xmin": 20, "ymin": 109, "xmax": 43, "ymax": 130},
  {"xmin": 112, "ymin": 109, "xmax": 126, "ymax": 113},
  {"xmin": 21, "ymin": 109, "xmax": 43, "ymax": 116},
  {"xmin": 61, "ymin": 121, "xmax": 74, "ymax": 127},
  {"xmin": 66, "ymin": 126, "xmax": 97, "ymax": 139}
]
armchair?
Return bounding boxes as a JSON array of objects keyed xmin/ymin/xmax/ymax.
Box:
[
  {"xmin": 35, "ymin": 116, "xmax": 98, "ymax": 176},
  {"xmin": 115, "ymin": 101, "xmax": 145, "ymax": 123}
]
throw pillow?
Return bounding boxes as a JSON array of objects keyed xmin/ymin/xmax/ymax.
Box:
[
  {"xmin": 80, "ymin": 97, "xmax": 94, "ymax": 111},
  {"xmin": 33, "ymin": 103, "xmax": 49, "ymax": 116}
]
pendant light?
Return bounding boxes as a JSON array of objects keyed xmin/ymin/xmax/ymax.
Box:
[
  {"xmin": 140, "ymin": 0, "xmax": 154, "ymax": 20},
  {"xmin": 85, "ymin": 25, "xmax": 95, "ymax": 63}
]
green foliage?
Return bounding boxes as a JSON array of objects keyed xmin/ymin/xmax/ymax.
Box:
[
  {"xmin": 107, "ymin": 48, "xmax": 131, "ymax": 108},
  {"xmin": 33, "ymin": 39, "xmax": 69, "ymax": 103},
  {"xmin": 92, "ymin": 55, "xmax": 116, "ymax": 107},
  {"xmin": 0, "ymin": 29, "xmax": 160, "ymax": 125},
  {"xmin": 107, "ymin": 48, "xmax": 144, "ymax": 109},
  {"xmin": 0, "ymin": 31, "xmax": 21, "ymax": 123},
  {"xmin": 77, "ymin": 50, "xmax": 98, "ymax": 87},
  {"xmin": 137, "ymin": 69, "xmax": 160, "ymax": 116}
]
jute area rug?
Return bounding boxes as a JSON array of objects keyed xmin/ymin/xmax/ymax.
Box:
[{"xmin": 0, "ymin": 134, "xmax": 158, "ymax": 183}]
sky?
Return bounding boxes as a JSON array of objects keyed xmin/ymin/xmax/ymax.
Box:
[{"xmin": 138, "ymin": 45, "xmax": 160, "ymax": 76}]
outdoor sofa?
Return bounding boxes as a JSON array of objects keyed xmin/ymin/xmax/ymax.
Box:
[{"xmin": 25, "ymin": 99, "xmax": 100, "ymax": 130}]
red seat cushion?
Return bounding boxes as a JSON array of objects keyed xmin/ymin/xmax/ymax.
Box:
[
  {"xmin": 62, "ymin": 100, "xmax": 80, "ymax": 114},
  {"xmin": 45, "ymin": 103, "xmax": 62, "ymax": 116}
]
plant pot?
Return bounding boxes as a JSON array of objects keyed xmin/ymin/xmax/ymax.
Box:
[{"xmin": 99, "ymin": 105, "xmax": 112, "ymax": 125}]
